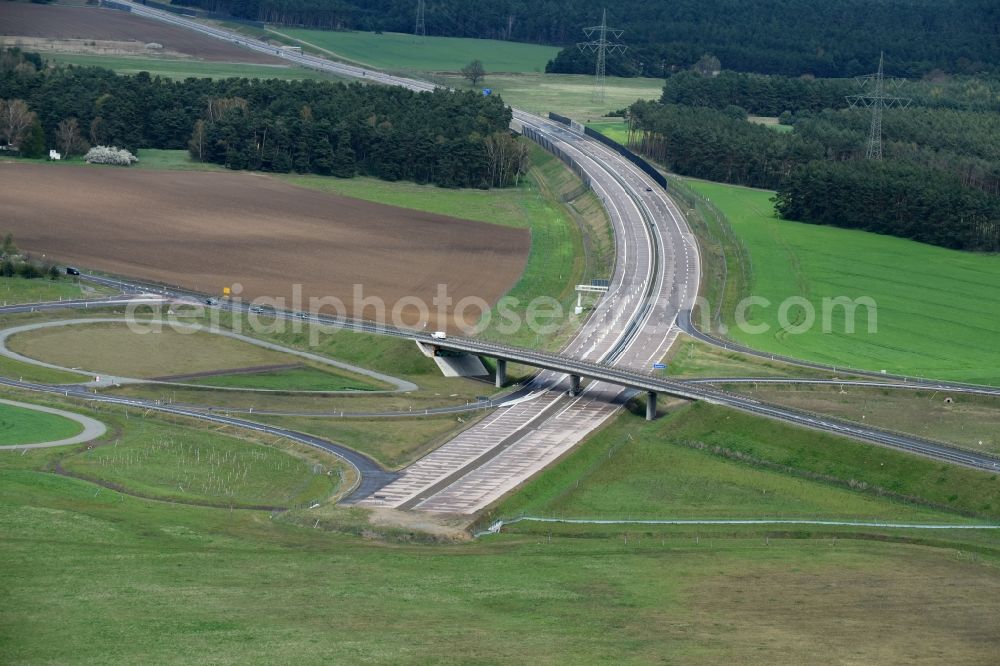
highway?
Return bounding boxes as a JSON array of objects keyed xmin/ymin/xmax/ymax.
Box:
[
  {"xmin": 71, "ymin": 277, "xmax": 1000, "ymax": 481},
  {"xmin": 30, "ymin": 3, "xmax": 1000, "ymax": 508}
]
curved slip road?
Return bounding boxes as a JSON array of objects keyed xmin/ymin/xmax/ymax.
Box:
[
  {"xmin": 0, "ymin": 300, "xmax": 396, "ymax": 500},
  {"xmin": 0, "ymin": 317, "xmax": 416, "ymax": 393},
  {"xmin": 0, "ymin": 397, "xmax": 107, "ymax": 449}
]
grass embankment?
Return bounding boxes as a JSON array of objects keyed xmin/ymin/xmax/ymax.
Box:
[
  {"xmin": 0, "ymin": 402, "xmax": 82, "ymax": 445},
  {"xmin": 683, "ymin": 179, "xmax": 1000, "ymax": 384},
  {"xmin": 495, "ymin": 402, "xmax": 1000, "ymax": 522},
  {"xmin": 272, "ymin": 28, "xmax": 558, "ymax": 73},
  {"xmin": 666, "ymin": 333, "xmax": 839, "ymax": 379},
  {"xmin": 253, "ymin": 413, "xmax": 475, "ymax": 470},
  {"xmin": 43, "ymin": 53, "xmax": 343, "ymax": 81},
  {"xmin": 0, "ymin": 275, "xmax": 108, "ymax": 305},
  {"xmin": 3, "ymin": 399, "xmax": 999, "ymax": 663},
  {"xmin": 7, "ymin": 321, "xmax": 383, "ymax": 390},
  {"xmin": 729, "ymin": 383, "xmax": 1000, "ymax": 457}
]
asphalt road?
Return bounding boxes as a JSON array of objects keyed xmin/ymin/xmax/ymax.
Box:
[{"xmin": 0, "ymin": 299, "xmax": 395, "ymax": 500}]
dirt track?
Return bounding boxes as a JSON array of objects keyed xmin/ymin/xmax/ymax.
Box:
[
  {"xmin": 0, "ymin": 4, "xmax": 283, "ymax": 64},
  {"xmin": 0, "ymin": 163, "xmax": 530, "ymax": 329}
]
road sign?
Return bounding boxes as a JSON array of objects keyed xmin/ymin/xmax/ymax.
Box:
[
  {"xmin": 652, "ymin": 362, "xmax": 666, "ymax": 369},
  {"xmin": 482, "ymin": 88, "xmax": 492, "ymax": 96}
]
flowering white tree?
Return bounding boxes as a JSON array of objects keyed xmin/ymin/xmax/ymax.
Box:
[{"xmin": 84, "ymin": 145, "xmax": 138, "ymax": 166}]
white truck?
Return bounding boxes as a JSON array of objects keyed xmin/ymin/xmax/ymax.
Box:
[{"xmin": 431, "ymin": 331, "xmax": 447, "ymax": 340}]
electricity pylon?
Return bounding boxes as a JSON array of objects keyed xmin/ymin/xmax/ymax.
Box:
[
  {"xmin": 577, "ymin": 9, "xmax": 626, "ymax": 102},
  {"xmin": 846, "ymin": 52, "xmax": 910, "ymax": 160},
  {"xmin": 414, "ymin": 0, "xmax": 426, "ymax": 38}
]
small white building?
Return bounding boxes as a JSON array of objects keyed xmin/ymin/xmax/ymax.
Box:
[{"xmin": 49, "ymin": 150, "xmax": 61, "ymax": 161}]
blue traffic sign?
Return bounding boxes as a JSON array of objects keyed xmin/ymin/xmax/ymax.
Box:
[
  {"xmin": 482, "ymin": 88, "xmax": 492, "ymax": 96},
  {"xmin": 653, "ymin": 362, "xmax": 667, "ymax": 369}
]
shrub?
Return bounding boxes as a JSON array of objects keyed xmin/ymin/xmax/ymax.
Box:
[{"xmin": 84, "ymin": 145, "xmax": 138, "ymax": 166}]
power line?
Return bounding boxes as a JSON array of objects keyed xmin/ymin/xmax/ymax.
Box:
[
  {"xmin": 577, "ymin": 9, "xmax": 626, "ymax": 102},
  {"xmin": 414, "ymin": 0, "xmax": 426, "ymax": 38},
  {"xmin": 846, "ymin": 52, "xmax": 910, "ymax": 160}
]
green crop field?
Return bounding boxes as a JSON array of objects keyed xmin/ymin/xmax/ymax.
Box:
[
  {"xmin": 3, "ymin": 400, "xmax": 1000, "ymax": 663},
  {"xmin": 684, "ymin": 180, "xmax": 1000, "ymax": 385},
  {"xmin": 60, "ymin": 419, "xmax": 337, "ymax": 508},
  {"xmin": 273, "ymin": 28, "xmax": 559, "ymax": 73},
  {"xmin": 43, "ymin": 53, "xmax": 343, "ymax": 81},
  {"xmin": 495, "ymin": 402, "xmax": 1000, "ymax": 522},
  {"xmin": 0, "ymin": 402, "xmax": 82, "ymax": 445}
]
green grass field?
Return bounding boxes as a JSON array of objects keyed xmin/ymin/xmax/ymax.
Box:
[
  {"xmin": 43, "ymin": 53, "xmax": 343, "ymax": 81},
  {"xmin": 0, "ymin": 275, "xmax": 104, "ymax": 306},
  {"xmin": 60, "ymin": 420, "xmax": 337, "ymax": 508},
  {"xmin": 7, "ymin": 321, "xmax": 381, "ymax": 390},
  {"xmin": 0, "ymin": 354, "xmax": 90, "ymax": 384},
  {"xmin": 3, "ymin": 398, "xmax": 1000, "ymax": 663},
  {"xmin": 748, "ymin": 115, "xmax": 794, "ymax": 132},
  {"xmin": 184, "ymin": 365, "xmax": 378, "ymax": 392},
  {"xmin": 273, "ymin": 28, "xmax": 559, "ymax": 73},
  {"xmin": 438, "ymin": 71, "xmax": 664, "ymax": 119},
  {"xmin": 684, "ymin": 180, "xmax": 1000, "ymax": 384},
  {"xmin": 0, "ymin": 402, "xmax": 82, "ymax": 445},
  {"xmin": 134, "ymin": 148, "xmax": 228, "ymax": 171},
  {"xmin": 586, "ymin": 118, "xmax": 630, "ymax": 143}
]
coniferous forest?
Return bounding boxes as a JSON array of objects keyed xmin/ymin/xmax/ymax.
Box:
[
  {"xmin": 0, "ymin": 51, "xmax": 520, "ymax": 188},
  {"xmin": 626, "ymin": 69, "xmax": 1000, "ymax": 251},
  {"xmin": 166, "ymin": 0, "xmax": 999, "ymax": 78}
]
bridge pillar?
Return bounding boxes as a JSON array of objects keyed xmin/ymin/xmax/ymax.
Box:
[
  {"xmin": 646, "ymin": 391, "xmax": 657, "ymax": 421},
  {"xmin": 495, "ymin": 358, "xmax": 507, "ymax": 388},
  {"xmin": 569, "ymin": 374, "xmax": 581, "ymax": 396}
]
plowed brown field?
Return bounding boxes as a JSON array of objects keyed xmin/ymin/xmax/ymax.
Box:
[
  {"xmin": 0, "ymin": 164, "xmax": 530, "ymax": 329},
  {"xmin": 0, "ymin": 4, "xmax": 282, "ymax": 64}
]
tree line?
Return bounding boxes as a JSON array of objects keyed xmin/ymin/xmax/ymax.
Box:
[
  {"xmin": 627, "ymin": 79, "xmax": 1000, "ymax": 251},
  {"xmin": 0, "ymin": 49, "xmax": 525, "ymax": 188},
  {"xmin": 774, "ymin": 161, "xmax": 1000, "ymax": 252},
  {"xmin": 170, "ymin": 0, "xmax": 1000, "ymax": 78},
  {"xmin": 658, "ymin": 70, "xmax": 1000, "ymax": 118}
]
